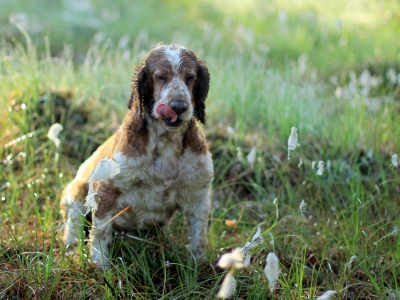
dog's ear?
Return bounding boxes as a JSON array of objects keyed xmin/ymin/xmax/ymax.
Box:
[
  {"xmin": 193, "ymin": 59, "xmax": 210, "ymax": 124},
  {"xmin": 128, "ymin": 62, "xmax": 152, "ymax": 112}
]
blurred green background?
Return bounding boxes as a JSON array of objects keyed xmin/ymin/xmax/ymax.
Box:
[{"xmin": 1, "ymin": 0, "xmax": 399, "ymax": 73}]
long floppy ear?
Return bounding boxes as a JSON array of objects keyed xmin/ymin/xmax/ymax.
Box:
[
  {"xmin": 127, "ymin": 62, "xmax": 152, "ymax": 115},
  {"xmin": 193, "ymin": 59, "xmax": 210, "ymax": 124}
]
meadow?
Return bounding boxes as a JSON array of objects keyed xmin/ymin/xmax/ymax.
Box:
[{"xmin": 1, "ymin": 0, "xmax": 400, "ymax": 299}]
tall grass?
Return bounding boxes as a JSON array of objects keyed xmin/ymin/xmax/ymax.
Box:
[{"xmin": 1, "ymin": 0, "xmax": 400, "ymax": 298}]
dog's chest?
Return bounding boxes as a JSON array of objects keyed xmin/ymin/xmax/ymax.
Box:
[{"xmin": 111, "ymin": 140, "xmax": 209, "ymax": 228}]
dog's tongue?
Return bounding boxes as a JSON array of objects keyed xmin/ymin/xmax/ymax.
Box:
[{"xmin": 156, "ymin": 104, "xmax": 178, "ymax": 122}]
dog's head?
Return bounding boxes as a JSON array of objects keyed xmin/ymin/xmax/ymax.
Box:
[{"xmin": 127, "ymin": 44, "xmax": 210, "ymax": 129}]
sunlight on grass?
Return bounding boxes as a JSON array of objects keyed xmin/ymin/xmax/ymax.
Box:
[{"xmin": 1, "ymin": 0, "xmax": 400, "ymax": 298}]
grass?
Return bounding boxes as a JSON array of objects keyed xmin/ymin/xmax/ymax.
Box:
[{"xmin": 1, "ymin": 0, "xmax": 400, "ymax": 299}]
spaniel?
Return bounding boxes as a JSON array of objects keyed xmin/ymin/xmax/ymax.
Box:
[{"xmin": 60, "ymin": 44, "xmax": 213, "ymax": 269}]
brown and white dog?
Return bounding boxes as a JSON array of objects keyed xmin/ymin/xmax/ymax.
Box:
[{"xmin": 60, "ymin": 44, "xmax": 213, "ymax": 268}]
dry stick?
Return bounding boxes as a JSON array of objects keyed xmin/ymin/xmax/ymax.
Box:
[{"xmin": 99, "ymin": 206, "xmax": 130, "ymax": 227}]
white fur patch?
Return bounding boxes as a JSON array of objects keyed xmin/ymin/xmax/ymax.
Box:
[{"xmin": 164, "ymin": 47, "xmax": 182, "ymax": 74}]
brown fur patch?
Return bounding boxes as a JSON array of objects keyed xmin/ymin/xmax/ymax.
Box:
[
  {"xmin": 118, "ymin": 101, "xmax": 149, "ymax": 158},
  {"xmin": 94, "ymin": 180, "xmax": 122, "ymax": 219},
  {"xmin": 183, "ymin": 119, "xmax": 208, "ymax": 155}
]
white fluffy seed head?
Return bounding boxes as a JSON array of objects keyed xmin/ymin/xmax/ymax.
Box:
[
  {"xmin": 48, "ymin": 123, "xmax": 63, "ymax": 148},
  {"xmin": 247, "ymin": 147, "xmax": 257, "ymax": 168},
  {"xmin": 316, "ymin": 161, "xmax": 325, "ymax": 176},
  {"xmin": 299, "ymin": 200, "xmax": 307, "ymax": 217},
  {"xmin": 345, "ymin": 255, "xmax": 357, "ymax": 270},
  {"xmin": 217, "ymin": 272, "xmax": 236, "ymax": 299},
  {"xmin": 287, "ymin": 126, "xmax": 299, "ymax": 159},
  {"xmin": 316, "ymin": 290, "xmax": 337, "ymax": 300},
  {"xmin": 264, "ymin": 252, "xmax": 280, "ymax": 292},
  {"xmin": 391, "ymin": 154, "xmax": 398, "ymax": 167},
  {"xmin": 217, "ymin": 248, "xmax": 244, "ymax": 269}
]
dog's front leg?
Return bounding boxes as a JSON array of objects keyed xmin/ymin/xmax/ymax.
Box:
[
  {"xmin": 185, "ymin": 188, "xmax": 211, "ymax": 259},
  {"xmin": 89, "ymin": 213, "xmax": 113, "ymax": 269},
  {"xmin": 88, "ymin": 180, "xmax": 120, "ymax": 269}
]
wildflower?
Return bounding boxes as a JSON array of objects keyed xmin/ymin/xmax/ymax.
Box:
[
  {"xmin": 48, "ymin": 123, "xmax": 63, "ymax": 148},
  {"xmin": 218, "ymin": 248, "xmax": 245, "ymax": 269},
  {"xmin": 316, "ymin": 290, "xmax": 337, "ymax": 300},
  {"xmin": 316, "ymin": 161, "xmax": 325, "ymax": 176},
  {"xmin": 225, "ymin": 219, "xmax": 237, "ymax": 227},
  {"xmin": 84, "ymin": 158, "xmax": 121, "ymax": 215},
  {"xmin": 391, "ymin": 154, "xmax": 398, "ymax": 167},
  {"xmin": 312, "ymin": 161, "xmax": 316, "ymax": 169},
  {"xmin": 243, "ymin": 227, "xmax": 263, "ymax": 267},
  {"xmin": 217, "ymin": 271, "xmax": 236, "ymax": 299},
  {"xmin": 299, "ymin": 200, "xmax": 307, "ymax": 217},
  {"xmin": 287, "ymin": 127, "xmax": 299, "ymax": 159},
  {"xmin": 264, "ymin": 252, "xmax": 280, "ymax": 292},
  {"xmin": 247, "ymin": 147, "xmax": 257, "ymax": 168}
]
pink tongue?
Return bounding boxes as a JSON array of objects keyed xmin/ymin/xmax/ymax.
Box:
[{"xmin": 156, "ymin": 104, "xmax": 178, "ymax": 122}]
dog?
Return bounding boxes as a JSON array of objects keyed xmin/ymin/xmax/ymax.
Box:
[{"xmin": 60, "ymin": 44, "xmax": 213, "ymax": 269}]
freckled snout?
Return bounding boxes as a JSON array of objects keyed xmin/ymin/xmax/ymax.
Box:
[{"xmin": 169, "ymin": 100, "xmax": 188, "ymax": 115}]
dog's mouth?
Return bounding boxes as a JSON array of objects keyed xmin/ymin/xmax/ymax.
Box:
[
  {"xmin": 162, "ymin": 118, "xmax": 183, "ymax": 127},
  {"xmin": 156, "ymin": 104, "xmax": 183, "ymax": 128}
]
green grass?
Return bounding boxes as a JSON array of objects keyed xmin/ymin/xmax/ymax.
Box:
[{"xmin": 1, "ymin": 0, "xmax": 400, "ymax": 299}]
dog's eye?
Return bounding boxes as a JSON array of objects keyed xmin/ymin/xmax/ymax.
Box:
[
  {"xmin": 186, "ymin": 75, "xmax": 195, "ymax": 84},
  {"xmin": 156, "ymin": 75, "xmax": 167, "ymax": 81}
]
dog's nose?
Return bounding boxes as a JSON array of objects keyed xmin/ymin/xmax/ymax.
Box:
[{"xmin": 169, "ymin": 100, "xmax": 188, "ymax": 114}]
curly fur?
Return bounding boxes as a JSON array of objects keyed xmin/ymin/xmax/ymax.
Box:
[{"xmin": 60, "ymin": 44, "xmax": 213, "ymax": 268}]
